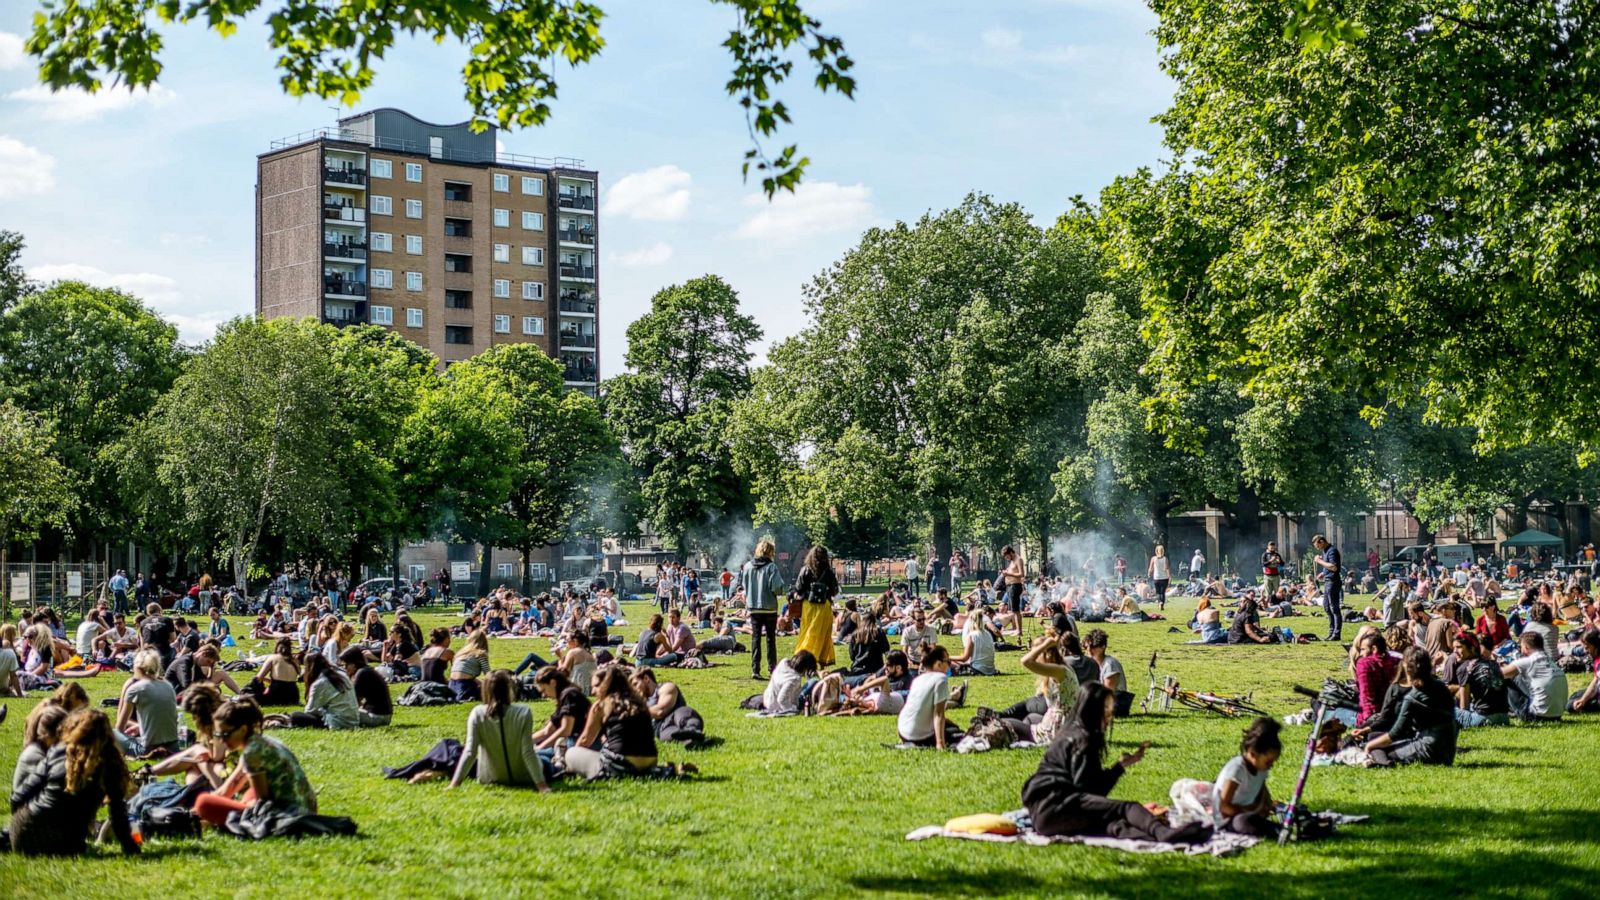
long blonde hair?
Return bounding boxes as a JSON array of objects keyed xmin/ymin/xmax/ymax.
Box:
[
  {"xmin": 1033, "ymin": 635, "xmax": 1065, "ymax": 697},
  {"xmin": 460, "ymin": 628, "xmax": 490, "ymax": 658},
  {"xmin": 755, "ymin": 537, "xmax": 776, "ymax": 561}
]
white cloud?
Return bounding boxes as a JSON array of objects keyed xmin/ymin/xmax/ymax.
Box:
[
  {"xmin": 735, "ymin": 181, "xmax": 877, "ymax": 242},
  {"xmin": 28, "ymin": 263, "xmax": 185, "ymax": 306},
  {"xmin": 0, "ymin": 136, "xmax": 55, "ymax": 200},
  {"xmin": 603, "ymin": 164, "xmax": 691, "ymax": 222},
  {"xmin": 981, "ymin": 28, "xmax": 1024, "ymax": 52},
  {"xmin": 6, "ymin": 83, "xmax": 175, "ymax": 122},
  {"xmin": 0, "ymin": 32, "xmax": 25, "ymax": 71},
  {"xmin": 612, "ymin": 241, "xmax": 673, "ymax": 268}
]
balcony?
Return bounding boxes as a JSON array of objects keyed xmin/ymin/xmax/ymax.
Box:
[
  {"xmin": 558, "ymin": 264, "xmax": 596, "ymax": 281},
  {"xmin": 563, "ymin": 363, "xmax": 597, "ymax": 383},
  {"xmin": 563, "ymin": 540, "xmax": 600, "ymax": 560},
  {"xmin": 557, "ymin": 227, "xmax": 596, "ymax": 245},
  {"xmin": 558, "ymin": 294, "xmax": 596, "ymax": 315},
  {"xmin": 324, "ymin": 300, "xmax": 367, "ymax": 325},
  {"xmin": 324, "ymin": 276, "xmax": 367, "ymax": 298},
  {"xmin": 323, "ymin": 241, "xmax": 367, "ymax": 261},
  {"xmin": 324, "ymin": 166, "xmax": 367, "ymax": 187},
  {"xmin": 322, "ymin": 203, "xmax": 366, "ymax": 223},
  {"xmin": 558, "ymin": 194, "xmax": 595, "ymax": 211},
  {"xmin": 444, "ymin": 254, "xmax": 473, "ymax": 274},
  {"xmin": 444, "ymin": 289, "xmax": 473, "ymax": 310},
  {"xmin": 559, "ymin": 331, "xmax": 596, "ymax": 349}
]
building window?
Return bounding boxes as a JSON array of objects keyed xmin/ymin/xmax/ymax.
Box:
[
  {"xmin": 493, "ymin": 279, "xmax": 511, "ymax": 298},
  {"xmin": 405, "ymin": 271, "xmax": 423, "ymax": 292},
  {"xmin": 405, "ymin": 162, "xmax": 422, "ymax": 182},
  {"xmin": 522, "ymin": 211, "xmax": 543, "ymax": 230},
  {"xmin": 497, "ymin": 563, "xmax": 515, "ymax": 578},
  {"xmin": 522, "ymin": 246, "xmax": 544, "ymax": 266},
  {"xmin": 445, "ymin": 325, "xmax": 473, "ymax": 345},
  {"xmin": 444, "ymin": 182, "xmax": 471, "ymax": 202},
  {"xmin": 370, "ymin": 305, "xmax": 393, "ymax": 325},
  {"xmin": 406, "ymin": 308, "xmax": 423, "ymax": 328},
  {"xmin": 494, "ymin": 243, "xmax": 510, "ymax": 263},
  {"xmin": 522, "ymin": 315, "xmax": 543, "ymax": 336},
  {"xmin": 408, "ymin": 564, "xmax": 426, "ymax": 583},
  {"xmin": 528, "ymin": 562, "xmax": 547, "ymax": 581},
  {"xmin": 371, "ymin": 232, "xmax": 392, "ymax": 252},
  {"xmin": 493, "ymin": 208, "xmax": 510, "ymax": 228},
  {"xmin": 445, "ymin": 289, "xmax": 472, "ymax": 309},
  {"xmin": 404, "ymin": 199, "xmax": 422, "ymax": 219},
  {"xmin": 444, "ymin": 217, "xmax": 471, "ymax": 237},
  {"xmin": 369, "ymin": 159, "xmax": 392, "ymax": 179},
  {"xmin": 371, "ymin": 268, "xmax": 393, "ymax": 289},
  {"xmin": 522, "ymin": 281, "xmax": 543, "ymax": 300},
  {"xmin": 494, "ymin": 314, "xmax": 511, "ymax": 334},
  {"xmin": 522, "ymin": 176, "xmax": 542, "ymax": 196},
  {"xmin": 444, "ymin": 253, "xmax": 471, "ymax": 273},
  {"xmin": 405, "ymin": 234, "xmax": 422, "ymax": 255},
  {"xmin": 493, "ymin": 173, "xmax": 509, "ymax": 192},
  {"xmin": 372, "ymin": 196, "xmax": 393, "ymax": 216}
]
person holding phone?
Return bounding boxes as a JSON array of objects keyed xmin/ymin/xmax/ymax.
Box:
[{"xmin": 1020, "ymin": 682, "xmax": 1210, "ymax": 843}]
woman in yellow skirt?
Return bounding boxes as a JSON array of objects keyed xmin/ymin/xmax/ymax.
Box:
[{"xmin": 792, "ymin": 545, "xmax": 840, "ymax": 669}]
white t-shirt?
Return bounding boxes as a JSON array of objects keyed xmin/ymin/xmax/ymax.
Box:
[
  {"xmin": 75, "ymin": 620, "xmax": 103, "ymax": 658},
  {"xmin": 763, "ymin": 660, "xmax": 805, "ymax": 715},
  {"xmin": 1191, "ymin": 552, "xmax": 1205, "ymax": 572},
  {"xmin": 964, "ymin": 627, "xmax": 996, "ymax": 675},
  {"xmin": 1099, "ymin": 653, "xmax": 1126, "ymax": 692},
  {"xmin": 1509, "ymin": 653, "xmax": 1568, "ymax": 719},
  {"xmin": 1151, "ymin": 556, "xmax": 1170, "ymax": 580},
  {"xmin": 900, "ymin": 624, "xmax": 937, "ymax": 664},
  {"xmin": 905, "ymin": 558, "xmax": 919, "ymax": 579},
  {"xmin": 1215, "ymin": 755, "xmax": 1269, "ymax": 808},
  {"xmin": 898, "ymin": 671, "xmax": 950, "ymax": 741}
]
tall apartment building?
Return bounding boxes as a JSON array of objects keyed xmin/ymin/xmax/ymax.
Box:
[{"xmin": 256, "ymin": 108, "xmax": 600, "ymax": 392}]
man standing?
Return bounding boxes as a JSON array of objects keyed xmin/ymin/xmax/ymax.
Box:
[
  {"xmin": 1000, "ymin": 546, "xmax": 1026, "ymax": 644},
  {"xmin": 948, "ymin": 551, "xmax": 965, "ymax": 594},
  {"xmin": 1114, "ymin": 555, "xmax": 1127, "ymax": 584},
  {"xmin": 719, "ymin": 566, "xmax": 734, "ymax": 603},
  {"xmin": 926, "ymin": 554, "xmax": 944, "ymax": 598},
  {"xmin": 740, "ymin": 538, "xmax": 786, "ymax": 680},
  {"xmin": 108, "ymin": 568, "xmax": 130, "ymax": 616},
  {"xmin": 1313, "ymin": 533, "xmax": 1343, "ymax": 642},
  {"xmin": 1260, "ymin": 542, "xmax": 1284, "ymax": 596},
  {"xmin": 904, "ymin": 554, "xmax": 920, "ymax": 599},
  {"xmin": 1190, "ymin": 547, "xmax": 1206, "ymax": 581}
]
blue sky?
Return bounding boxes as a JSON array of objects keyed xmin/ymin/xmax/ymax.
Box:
[{"xmin": 0, "ymin": 1, "xmax": 1171, "ymax": 368}]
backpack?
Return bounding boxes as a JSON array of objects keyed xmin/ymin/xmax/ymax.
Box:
[
  {"xmin": 398, "ymin": 682, "xmax": 458, "ymax": 706},
  {"xmin": 140, "ymin": 804, "xmax": 203, "ymax": 840}
]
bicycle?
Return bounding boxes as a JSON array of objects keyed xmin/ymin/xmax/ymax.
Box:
[{"xmin": 1139, "ymin": 652, "xmax": 1271, "ymax": 718}]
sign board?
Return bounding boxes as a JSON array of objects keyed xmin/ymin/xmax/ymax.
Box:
[
  {"xmin": 778, "ymin": 552, "xmax": 791, "ymax": 561},
  {"xmin": 66, "ymin": 571, "xmax": 83, "ymax": 598},
  {"xmin": 9, "ymin": 572, "xmax": 30, "ymax": 605},
  {"xmin": 450, "ymin": 562, "xmax": 472, "ymax": 583}
]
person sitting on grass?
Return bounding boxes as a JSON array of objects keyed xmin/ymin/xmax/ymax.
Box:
[
  {"xmin": 759, "ymin": 650, "xmax": 819, "ymax": 716},
  {"xmin": 531, "ymin": 666, "xmax": 593, "ymax": 771},
  {"xmin": 1444, "ymin": 633, "xmax": 1510, "ymax": 727},
  {"xmin": 1191, "ymin": 598, "xmax": 1225, "ymax": 644},
  {"xmin": 1021, "ymin": 682, "xmax": 1209, "ymax": 843},
  {"xmin": 897, "ymin": 644, "xmax": 962, "ymax": 749},
  {"xmin": 13, "ymin": 703, "xmax": 69, "ymax": 795},
  {"xmin": 340, "ymin": 647, "xmax": 394, "ymax": 727},
  {"xmin": 147, "ymin": 683, "xmax": 230, "ymax": 791},
  {"xmin": 634, "ymin": 613, "xmax": 682, "ymax": 667},
  {"xmin": 1476, "ymin": 599, "xmax": 1512, "ymax": 649},
  {"xmin": 113, "ymin": 648, "xmax": 181, "ymax": 758},
  {"xmin": 449, "ymin": 629, "xmax": 491, "ymax": 701},
  {"xmin": 8, "ymin": 708, "xmax": 140, "ymax": 856},
  {"xmin": 1061, "ymin": 631, "xmax": 1100, "ymax": 688},
  {"xmin": 193, "ymin": 698, "xmax": 318, "ymax": 828},
  {"xmin": 1363, "ymin": 648, "xmax": 1458, "ymax": 767},
  {"xmin": 699, "ymin": 615, "xmax": 740, "ymax": 654},
  {"xmin": 565, "ymin": 666, "xmax": 681, "ymax": 780},
  {"xmin": 274, "ymin": 653, "xmax": 359, "ymax": 730},
  {"xmin": 631, "ymin": 666, "xmax": 706, "ymax": 745},
  {"xmin": 1227, "ymin": 596, "xmax": 1274, "ymax": 644},
  {"xmin": 1566, "ymin": 630, "xmax": 1600, "ymax": 713},
  {"xmin": 166, "ymin": 642, "xmax": 242, "ymax": 697},
  {"xmin": 419, "ymin": 628, "xmax": 455, "ymax": 686},
  {"xmin": 994, "ymin": 634, "xmax": 1077, "ymax": 744},
  {"xmin": 381, "ymin": 624, "xmax": 422, "ymax": 681},
  {"xmin": 1214, "ymin": 717, "xmax": 1282, "ymax": 836},
  {"xmin": 843, "ymin": 613, "xmax": 891, "ymax": 679},
  {"xmin": 950, "ymin": 607, "xmax": 1000, "ymax": 676},
  {"xmin": 1344, "ymin": 631, "xmax": 1397, "ymax": 728},
  {"xmin": 249, "ymin": 637, "xmax": 302, "ymax": 707},
  {"xmin": 445, "ymin": 670, "xmax": 550, "ymax": 792},
  {"xmin": 1083, "ymin": 629, "xmax": 1132, "ymax": 717},
  {"xmin": 1501, "ymin": 630, "xmax": 1567, "ymax": 721}
]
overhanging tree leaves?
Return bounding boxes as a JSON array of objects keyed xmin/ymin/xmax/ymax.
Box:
[{"xmin": 24, "ymin": 0, "xmax": 852, "ymax": 195}]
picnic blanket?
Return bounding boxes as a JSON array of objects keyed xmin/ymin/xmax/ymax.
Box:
[
  {"xmin": 906, "ymin": 807, "xmax": 1366, "ymax": 857},
  {"xmin": 882, "ymin": 739, "xmax": 1041, "ymax": 753}
]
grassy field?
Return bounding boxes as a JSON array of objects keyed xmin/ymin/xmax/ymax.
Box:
[{"xmin": 3, "ymin": 596, "xmax": 1598, "ymax": 899}]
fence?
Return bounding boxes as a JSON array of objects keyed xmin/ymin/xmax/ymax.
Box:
[{"xmin": 4, "ymin": 563, "xmax": 107, "ymax": 618}]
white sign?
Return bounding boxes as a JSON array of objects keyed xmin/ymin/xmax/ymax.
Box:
[
  {"xmin": 450, "ymin": 562, "xmax": 472, "ymax": 583},
  {"xmin": 8, "ymin": 572, "xmax": 29, "ymax": 605},
  {"xmin": 66, "ymin": 571, "xmax": 83, "ymax": 598}
]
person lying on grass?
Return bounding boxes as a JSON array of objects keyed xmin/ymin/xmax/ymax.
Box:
[
  {"xmin": 8, "ymin": 708, "xmax": 139, "ymax": 856},
  {"xmin": 1214, "ymin": 717, "xmax": 1281, "ymax": 837},
  {"xmin": 1363, "ymin": 648, "xmax": 1458, "ymax": 767},
  {"xmin": 444, "ymin": 670, "xmax": 550, "ymax": 792},
  {"xmin": 194, "ymin": 697, "xmax": 318, "ymax": 827},
  {"xmin": 812, "ymin": 650, "xmax": 914, "ymax": 716},
  {"xmin": 1020, "ymin": 681, "xmax": 1209, "ymax": 843},
  {"xmin": 897, "ymin": 644, "xmax": 963, "ymax": 749}
]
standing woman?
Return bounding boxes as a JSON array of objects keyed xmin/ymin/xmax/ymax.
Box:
[
  {"xmin": 793, "ymin": 545, "xmax": 840, "ymax": 669},
  {"xmin": 1147, "ymin": 545, "xmax": 1171, "ymax": 611},
  {"xmin": 1001, "ymin": 546, "xmax": 1027, "ymax": 644},
  {"xmin": 8, "ymin": 708, "xmax": 140, "ymax": 856}
]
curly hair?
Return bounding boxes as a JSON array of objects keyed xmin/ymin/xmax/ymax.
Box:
[{"xmin": 62, "ymin": 709, "xmax": 130, "ymax": 800}]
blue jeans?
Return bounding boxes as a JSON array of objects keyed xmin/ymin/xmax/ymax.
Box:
[
  {"xmin": 514, "ymin": 652, "xmax": 552, "ymax": 676},
  {"xmin": 639, "ymin": 653, "xmax": 681, "ymax": 667},
  {"xmin": 113, "ymin": 732, "xmax": 179, "ymax": 757},
  {"xmin": 1454, "ymin": 708, "xmax": 1509, "ymax": 727}
]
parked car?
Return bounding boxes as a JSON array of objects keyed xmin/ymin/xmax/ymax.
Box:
[{"xmin": 355, "ymin": 577, "xmax": 414, "ymax": 598}]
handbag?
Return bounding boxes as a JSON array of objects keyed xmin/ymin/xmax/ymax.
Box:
[{"xmin": 140, "ymin": 804, "xmax": 203, "ymax": 839}]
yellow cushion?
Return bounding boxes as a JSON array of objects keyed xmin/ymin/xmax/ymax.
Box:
[{"xmin": 944, "ymin": 813, "xmax": 1019, "ymax": 835}]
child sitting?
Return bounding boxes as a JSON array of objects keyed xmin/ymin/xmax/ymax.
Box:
[{"xmin": 1214, "ymin": 717, "xmax": 1281, "ymax": 836}]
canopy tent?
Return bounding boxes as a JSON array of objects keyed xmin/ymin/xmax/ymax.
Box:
[{"xmin": 1500, "ymin": 528, "xmax": 1565, "ymax": 549}]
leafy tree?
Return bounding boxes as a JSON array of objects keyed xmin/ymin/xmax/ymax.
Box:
[
  {"xmin": 451, "ymin": 345, "xmax": 617, "ymax": 595},
  {"xmin": 0, "ymin": 401, "xmax": 72, "ymax": 614},
  {"xmin": 142, "ymin": 317, "xmax": 343, "ymax": 589},
  {"xmin": 605, "ymin": 275, "xmax": 760, "ymax": 557},
  {"xmin": 24, "ymin": 0, "xmax": 853, "ymax": 195},
  {"xmin": 0, "ymin": 230, "xmax": 33, "ymax": 314},
  {"xmin": 1123, "ymin": 0, "xmax": 1600, "ymax": 451},
  {"xmin": 0, "ymin": 280, "xmax": 186, "ymax": 554}
]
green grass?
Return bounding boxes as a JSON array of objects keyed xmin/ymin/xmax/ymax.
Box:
[{"xmin": 4, "ymin": 596, "xmax": 1598, "ymax": 899}]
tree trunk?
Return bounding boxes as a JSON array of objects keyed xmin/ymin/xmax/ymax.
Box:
[
  {"xmin": 1036, "ymin": 514, "xmax": 1051, "ymax": 581},
  {"xmin": 2, "ymin": 541, "xmax": 9, "ymax": 619},
  {"xmin": 477, "ymin": 544, "xmax": 493, "ymax": 600},
  {"xmin": 930, "ymin": 506, "xmax": 953, "ymax": 578},
  {"xmin": 391, "ymin": 534, "xmax": 402, "ymax": 590},
  {"xmin": 520, "ymin": 544, "xmax": 534, "ymax": 596},
  {"xmin": 859, "ymin": 558, "xmax": 867, "ymax": 587}
]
